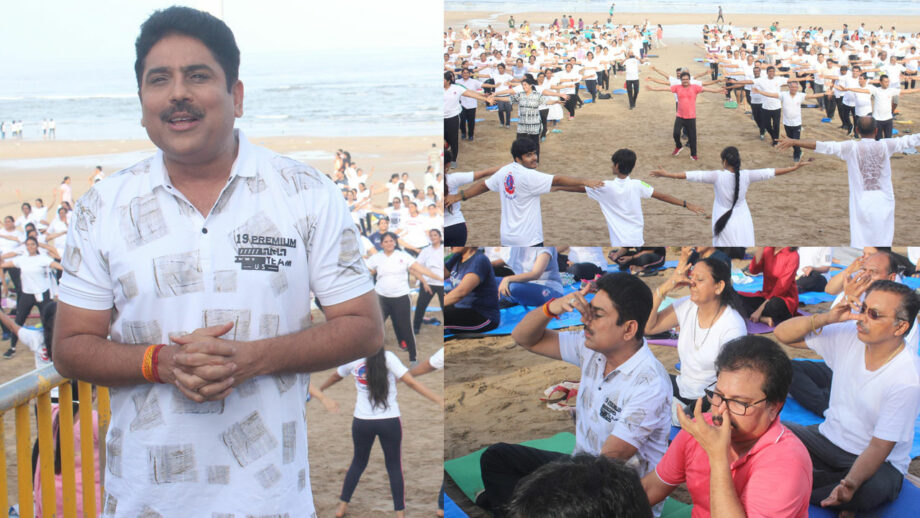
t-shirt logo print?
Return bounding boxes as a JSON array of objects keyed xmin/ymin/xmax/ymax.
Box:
[
  {"xmin": 599, "ymin": 397, "xmax": 621, "ymax": 422},
  {"xmin": 504, "ymin": 174, "xmax": 516, "ymax": 195},
  {"xmin": 355, "ymin": 363, "xmax": 369, "ymax": 386}
]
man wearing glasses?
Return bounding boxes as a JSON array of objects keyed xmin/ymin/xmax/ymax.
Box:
[
  {"xmin": 476, "ymin": 273, "xmax": 672, "ymax": 517},
  {"xmin": 642, "ymin": 335, "xmax": 813, "ymax": 517},
  {"xmin": 774, "ymin": 280, "xmax": 920, "ymax": 516}
]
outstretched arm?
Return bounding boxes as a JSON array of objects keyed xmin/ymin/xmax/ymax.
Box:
[
  {"xmin": 398, "ymin": 372, "xmax": 444, "ymax": 407},
  {"xmin": 444, "ymin": 179, "xmax": 490, "ymax": 206},
  {"xmin": 551, "ymin": 175, "xmax": 605, "ymax": 189},
  {"xmin": 649, "ymin": 167, "xmax": 688, "ymax": 180},
  {"xmin": 777, "ymin": 137, "xmax": 818, "ymax": 151},
  {"xmin": 651, "ymin": 190, "xmax": 706, "ymax": 215},
  {"xmin": 774, "ymin": 158, "xmax": 814, "ymax": 176}
]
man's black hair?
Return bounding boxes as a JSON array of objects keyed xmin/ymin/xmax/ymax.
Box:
[
  {"xmin": 715, "ymin": 335, "xmax": 792, "ymax": 404},
  {"xmin": 595, "ymin": 273, "xmax": 653, "ymax": 342},
  {"xmin": 611, "ymin": 148, "xmax": 637, "ymax": 175},
  {"xmin": 135, "ymin": 6, "xmax": 240, "ymax": 92},
  {"xmin": 506, "ymin": 454, "xmax": 652, "ymax": 518},
  {"xmin": 866, "ymin": 280, "xmax": 920, "ymax": 335},
  {"xmin": 510, "ymin": 136, "xmax": 538, "ymax": 161}
]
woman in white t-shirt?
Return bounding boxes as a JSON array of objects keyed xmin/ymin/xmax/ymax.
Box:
[
  {"xmin": 412, "ymin": 229, "xmax": 445, "ymax": 335},
  {"xmin": 320, "ymin": 348, "xmax": 443, "ymax": 518},
  {"xmin": 650, "ymin": 146, "xmax": 811, "ymax": 246},
  {"xmin": 645, "ymin": 253, "xmax": 748, "ymax": 425},
  {"xmin": 443, "ymin": 155, "xmax": 500, "ymax": 246},
  {"xmin": 1, "ymin": 236, "xmax": 62, "ymax": 359},
  {"xmin": 365, "ymin": 233, "xmax": 442, "ymax": 364},
  {"xmin": 444, "ymin": 71, "xmax": 493, "ymax": 166}
]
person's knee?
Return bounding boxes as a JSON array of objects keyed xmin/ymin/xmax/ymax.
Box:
[
  {"xmin": 481, "ymin": 443, "xmax": 517, "ymax": 473},
  {"xmin": 849, "ymin": 469, "xmax": 902, "ymax": 510}
]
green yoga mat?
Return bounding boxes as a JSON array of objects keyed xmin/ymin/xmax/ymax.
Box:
[{"xmin": 444, "ymin": 431, "xmax": 692, "ymax": 518}]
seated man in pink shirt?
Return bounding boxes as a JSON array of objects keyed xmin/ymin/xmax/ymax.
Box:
[{"xmin": 642, "ymin": 335, "xmax": 813, "ymax": 517}]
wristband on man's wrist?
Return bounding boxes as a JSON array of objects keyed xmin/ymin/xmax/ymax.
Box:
[{"xmin": 542, "ymin": 298, "xmax": 561, "ymax": 319}]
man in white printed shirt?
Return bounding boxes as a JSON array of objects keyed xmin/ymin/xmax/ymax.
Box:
[
  {"xmin": 477, "ymin": 273, "xmax": 672, "ymax": 517},
  {"xmin": 52, "ymin": 7, "xmax": 382, "ymax": 517}
]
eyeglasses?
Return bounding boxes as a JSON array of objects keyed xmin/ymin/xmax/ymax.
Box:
[
  {"xmin": 855, "ymin": 302, "xmax": 906, "ymax": 322},
  {"xmin": 704, "ymin": 384, "xmax": 768, "ymax": 416}
]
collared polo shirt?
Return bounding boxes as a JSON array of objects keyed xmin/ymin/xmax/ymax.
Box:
[
  {"xmin": 58, "ymin": 131, "xmax": 374, "ymax": 517},
  {"xmin": 656, "ymin": 416, "xmax": 812, "ymax": 518},
  {"xmin": 558, "ymin": 331, "xmax": 672, "ymax": 478}
]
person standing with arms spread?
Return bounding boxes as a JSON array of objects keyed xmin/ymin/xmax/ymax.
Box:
[
  {"xmin": 648, "ymin": 71, "xmax": 725, "ymax": 161},
  {"xmin": 52, "ymin": 7, "xmax": 383, "ymax": 516}
]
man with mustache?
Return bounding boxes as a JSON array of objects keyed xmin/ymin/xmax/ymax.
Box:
[
  {"xmin": 52, "ymin": 6, "xmax": 381, "ymax": 516},
  {"xmin": 476, "ymin": 273, "xmax": 672, "ymax": 517},
  {"xmin": 642, "ymin": 335, "xmax": 813, "ymax": 518},
  {"xmin": 774, "ymin": 281, "xmax": 920, "ymax": 516}
]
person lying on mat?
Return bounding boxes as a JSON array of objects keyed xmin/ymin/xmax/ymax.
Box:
[
  {"xmin": 476, "ymin": 273, "xmax": 671, "ymax": 517},
  {"xmin": 444, "ymin": 247, "xmax": 501, "ymax": 334},
  {"xmin": 646, "ymin": 247, "xmax": 748, "ymax": 426},
  {"xmin": 642, "ymin": 335, "xmax": 813, "ymax": 518},
  {"xmin": 774, "ymin": 281, "xmax": 920, "ymax": 516},
  {"xmin": 608, "ymin": 247, "xmax": 667, "ymax": 276},
  {"xmin": 738, "ymin": 246, "xmax": 800, "ymax": 328},
  {"xmin": 788, "ymin": 251, "xmax": 919, "ymax": 417}
]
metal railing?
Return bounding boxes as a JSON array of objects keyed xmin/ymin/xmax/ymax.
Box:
[{"xmin": 0, "ymin": 365, "xmax": 109, "ymax": 518}]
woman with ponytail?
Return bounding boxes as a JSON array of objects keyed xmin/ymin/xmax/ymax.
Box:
[
  {"xmin": 650, "ymin": 146, "xmax": 811, "ymax": 245},
  {"xmin": 321, "ymin": 347, "xmax": 444, "ymax": 518},
  {"xmin": 645, "ymin": 248, "xmax": 748, "ymax": 425}
]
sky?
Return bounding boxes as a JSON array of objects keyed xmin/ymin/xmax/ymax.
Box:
[{"xmin": 0, "ymin": 0, "xmax": 441, "ymax": 67}]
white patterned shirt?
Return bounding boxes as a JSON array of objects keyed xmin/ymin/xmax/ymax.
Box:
[{"xmin": 58, "ymin": 131, "xmax": 374, "ymax": 517}]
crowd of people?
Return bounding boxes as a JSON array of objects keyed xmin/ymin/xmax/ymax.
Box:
[
  {"xmin": 447, "ymin": 245, "xmax": 920, "ymax": 518},
  {"xmin": 444, "ymin": 19, "xmax": 920, "ymax": 247},
  {"xmin": 0, "ymin": 118, "xmax": 55, "ymax": 139}
]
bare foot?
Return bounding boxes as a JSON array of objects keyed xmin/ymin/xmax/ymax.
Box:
[
  {"xmin": 437, "ymin": 510, "xmax": 445, "ymax": 517},
  {"xmin": 395, "ymin": 511, "xmax": 405, "ymax": 518},
  {"xmin": 335, "ymin": 501, "xmax": 348, "ymax": 518},
  {"xmin": 761, "ymin": 316, "xmax": 775, "ymax": 328}
]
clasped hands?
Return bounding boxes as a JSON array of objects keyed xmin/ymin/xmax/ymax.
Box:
[{"xmin": 161, "ymin": 322, "xmax": 258, "ymax": 403}]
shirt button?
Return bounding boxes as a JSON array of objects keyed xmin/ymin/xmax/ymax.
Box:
[{"xmin": 201, "ymin": 228, "xmax": 208, "ymax": 234}]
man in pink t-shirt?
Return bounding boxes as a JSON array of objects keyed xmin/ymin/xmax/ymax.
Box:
[
  {"xmin": 642, "ymin": 335, "xmax": 812, "ymax": 518},
  {"xmin": 648, "ymin": 71, "xmax": 725, "ymax": 160}
]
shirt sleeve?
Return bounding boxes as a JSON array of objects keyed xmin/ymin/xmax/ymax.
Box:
[
  {"xmin": 57, "ymin": 187, "xmax": 115, "ymax": 310},
  {"xmin": 805, "ymin": 320, "xmax": 855, "ymax": 367},
  {"xmin": 429, "ymin": 348, "xmax": 445, "ymax": 370},
  {"xmin": 484, "ymin": 170, "xmax": 502, "ymax": 192},
  {"xmin": 558, "ymin": 330, "xmax": 587, "ymax": 368},
  {"xmin": 336, "ymin": 361, "xmax": 355, "ymax": 378},
  {"xmin": 386, "ymin": 350, "xmax": 410, "ymax": 380},
  {"xmin": 669, "ymin": 85, "xmax": 680, "ymax": 93},
  {"xmin": 306, "ymin": 172, "xmax": 376, "ymax": 306},
  {"xmin": 815, "ymin": 140, "xmax": 854, "ymax": 160},
  {"xmin": 685, "ymin": 170, "xmax": 717, "ymax": 184},
  {"xmin": 655, "ymin": 430, "xmax": 690, "ymax": 486},
  {"xmin": 609, "ymin": 372, "xmax": 670, "ymax": 450},
  {"xmin": 17, "ymin": 327, "xmax": 46, "ymax": 358},
  {"xmin": 873, "ymin": 383, "xmax": 920, "ymax": 443},
  {"xmin": 638, "ymin": 181, "xmax": 654, "ymax": 199},
  {"xmin": 584, "ymin": 184, "xmax": 607, "ymax": 202},
  {"xmin": 883, "ymin": 133, "xmax": 920, "ymax": 155},
  {"xmin": 522, "ymin": 170, "xmax": 555, "ymax": 196},
  {"xmin": 746, "ymin": 168, "xmax": 776, "ymax": 183}
]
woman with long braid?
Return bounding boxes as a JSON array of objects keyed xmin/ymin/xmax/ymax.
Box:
[
  {"xmin": 321, "ymin": 347, "xmax": 444, "ymax": 518},
  {"xmin": 650, "ymin": 147, "xmax": 811, "ymax": 246}
]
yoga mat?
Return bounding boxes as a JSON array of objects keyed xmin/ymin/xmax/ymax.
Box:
[
  {"xmin": 694, "ymin": 57, "xmax": 705, "ymax": 62},
  {"xmin": 804, "ymin": 104, "xmax": 819, "ymax": 108},
  {"xmin": 474, "ymin": 118, "xmax": 484, "ymax": 122},
  {"xmin": 821, "ymin": 117, "xmax": 832, "ymax": 123},
  {"xmin": 806, "ymin": 480, "xmax": 920, "ymax": 517},
  {"xmin": 486, "ymin": 105, "xmax": 497, "ymax": 111},
  {"xmin": 445, "ymin": 432, "xmax": 693, "ymax": 518},
  {"xmin": 584, "ymin": 98, "xmax": 594, "ymax": 104},
  {"xmin": 798, "ymin": 290, "xmax": 836, "ymax": 305},
  {"xmin": 647, "ymin": 54, "xmax": 660, "ymax": 58},
  {"xmin": 444, "ymin": 494, "xmax": 469, "ymax": 518},
  {"xmin": 724, "ymin": 101, "xmax": 738, "ymax": 108},
  {"xmin": 648, "ymin": 338, "xmax": 679, "ymax": 347},
  {"xmin": 445, "ymin": 285, "xmax": 588, "ymax": 338},
  {"xmin": 551, "ymin": 128, "xmax": 563, "ymax": 133},
  {"xmin": 612, "ymin": 88, "xmax": 627, "ymax": 94},
  {"xmin": 444, "ymin": 432, "xmax": 576, "ymax": 502},
  {"xmin": 893, "ymin": 128, "xmax": 899, "ymax": 135},
  {"xmin": 895, "ymin": 120, "xmax": 913, "ymax": 124},
  {"xmin": 510, "ymin": 117, "xmax": 518, "ymax": 122}
]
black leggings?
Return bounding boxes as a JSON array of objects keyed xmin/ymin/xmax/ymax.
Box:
[
  {"xmin": 444, "ymin": 222, "xmax": 467, "ymax": 247},
  {"xmin": 625, "ymin": 79, "xmax": 639, "ymax": 108},
  {"xmin": 379, "ymin": 294, "xmax": 417, "ymax": 361},
  {"xmin": 9, "ymin": 290, "xmax": 51, "ymax": 349},
  {"xmin": 460, "ymin": 106, "xmax": 477, "ymax": 138},
  {"xmin": 584, "ymin": 79, "xmax": 597, "ymax": 101},
  {"xmin": 413, "ymin": 285, "xmax": 444, "ymax": 333},
  {"xmin": 784, "ymin": 124, "xmax": 802, "ymax": 160},
  {"xmin": 444, "ymin": 114, "xmax": 460, "ymax": 162},
  {"xmin": 740, "ymin": 295, "xmax": 792, "ymax": 324},
  {"xmin": 750, "ymin": 102, "xmax": 765, "ymax": 134},
  {"xmin": 763, "ymin": 108, "xmax": 781, "ymax": 143},
  {"xmin": 340, "ymin": 417, "xmax": 404, "ymax": 511},
  {"xmin": 673, "ymin": 117, "xmax": 697, "ymax": 156},
  {"xmin": 444, "ymin": 305, "xmax": 498, "ymax": 333},
  {"xmin": 709, "ymin": 62, "xmax": 719, "ymax": 80},
  {"xmin": 564, "ymin": 93, "xmax": 578, "ymax": 117},
  {"xmin": 539, "ymin": 109, "xmax": 549, "ymax": 138},
  {"xmin": 496, "ymin": 100, "xmax": 512, "ymax": 126}
]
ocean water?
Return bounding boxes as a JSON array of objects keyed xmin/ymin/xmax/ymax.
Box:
[
  {"xmin": 446, "ymin": 0, "xmax": 920, "ymax": 16},
  {"xmin": 0, "ymin": 47, "xmax": 439, "ymax": 141}
]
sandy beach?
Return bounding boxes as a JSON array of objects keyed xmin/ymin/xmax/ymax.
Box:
[
  {"xmin": 0, "ymin": 133, "xmax": 444, "ymax": 513},
  {"xmin": 442, "ymin": 247, "xmax": 920, "ymax": 516},
  {"xmin": 446, "ymin": 12, "xmax": 920, "ymax": 246}
]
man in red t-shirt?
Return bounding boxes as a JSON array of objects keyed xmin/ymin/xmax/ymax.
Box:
[
  {"xmin": 648, "ymin": 71, "xmax": 725, "ymax": 160},
  {"xmin": 642, "ymin": 335, "xmax": 812, "ymax": 518}
]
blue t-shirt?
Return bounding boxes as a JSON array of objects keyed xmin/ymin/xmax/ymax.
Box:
[{"xmin": 450, "ymin": 251, "xmax": 500, "ymax": 324}]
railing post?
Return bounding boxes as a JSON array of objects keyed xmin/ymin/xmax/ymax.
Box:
[
  {"xmin": 36, "ymin": 392, "xmax": 56, "ymax": 516},
  {"xmin": 14, "ymin": 405, "xmax": 33, "ymax": 518},
  {"xmin": 58, "ymin": 383, "xmax": 77, "ymax": 518},
  {"xmin": 0, "ymin": 413, "xmax": 8, "ymax": 514},
  {"xmin": 78, "ymin": 382, "xmax": 97, "ymax": 518}
]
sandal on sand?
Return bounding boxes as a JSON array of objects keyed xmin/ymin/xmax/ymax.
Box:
[{"xmin": 541, "ymin": 381, "xmax": 579, "ymax": 410}]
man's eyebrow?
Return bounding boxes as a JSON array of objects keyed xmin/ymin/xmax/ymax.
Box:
[{"xmin": 145, "ymin": 64, "xmax": 216, "ymax": 79}]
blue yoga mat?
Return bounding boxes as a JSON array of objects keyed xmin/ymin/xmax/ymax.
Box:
[
  {"xmin": 807, "ymin": 478, "xmax": 920, "ymax": 517},
  {"xmin": 445, "ymin": 284, "xmax": 588, "ymax": 338},
  {"xmin": 584, "ymin": 98, "xmax": 594, "ymax": 104},
  {"xmin": 612, "ymin": 88, "xmax": 627, "ymax": 94},
  {"xmin": 821, "ymin": 117, "xmax": 832, "ymax": 123},
  {"xmin": 474, "ymin": 118, "xmax": 484, "ymax": 122},
  {"xmin": 893, "ymin": 128, "xmax": 900, "ymax": 135},
  {"xmin": 444, "ymin": 494, "xmax": 469, "ymax": 518},
  {"xmin": 798, "ymin": 291, "xmax": 836, "ymax": 305},
  {"xmin": 486, "ymin": 105, "xmax": 497, "ymax": 111}
]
